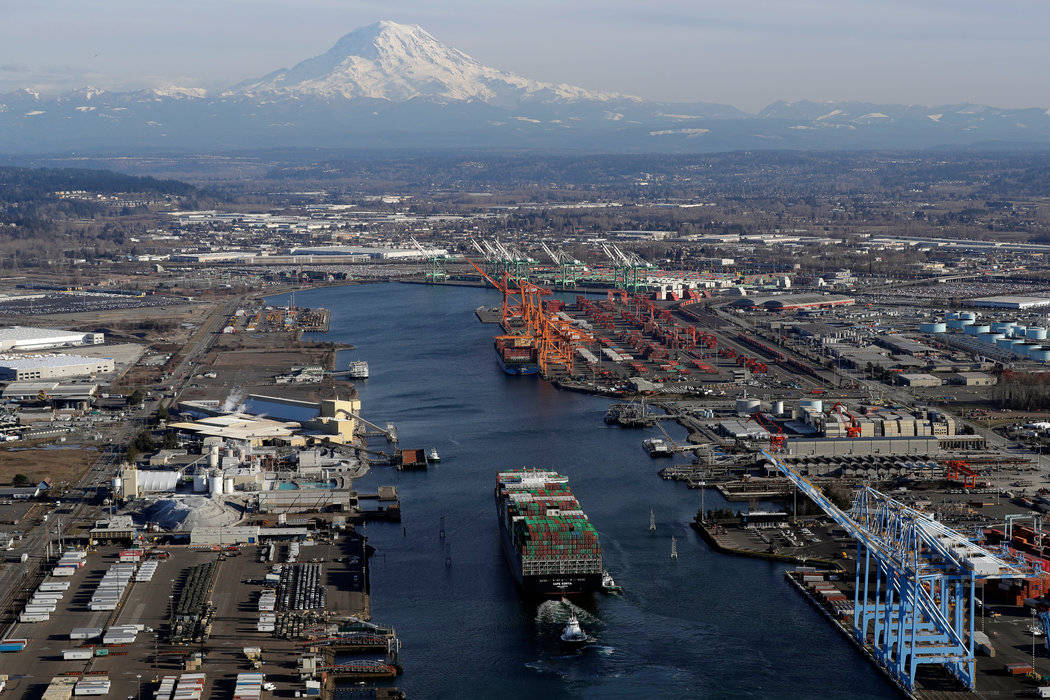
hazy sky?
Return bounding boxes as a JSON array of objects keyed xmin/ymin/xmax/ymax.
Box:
[{"xmin": 3, "ymin": 0, "xmax": 1048, "ymax": 111}]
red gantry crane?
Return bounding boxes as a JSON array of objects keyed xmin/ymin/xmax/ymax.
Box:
[{"xmin": 748, "ymin": 410, "xmax": 786, "ymax": 451}]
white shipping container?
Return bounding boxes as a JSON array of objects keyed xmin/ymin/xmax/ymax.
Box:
[
  {"xmin": 19, "ymin": 612, "xmax": 49, "ymax": 622},
  {"xmin": 63, "ymin": 649, "xmax": 93, "ymax": 660},
  {"xmin": 53, "ymin": 567, "xmax": 76, "ymax": 576},
  {"xmin": 70, "ymin": 627, "xmax": 102, "ymax": 640}
]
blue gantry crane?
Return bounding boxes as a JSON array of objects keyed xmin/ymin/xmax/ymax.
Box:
[{"xmin": 764, "ymin": 450, "xmax": 1035, "ymax": 691}]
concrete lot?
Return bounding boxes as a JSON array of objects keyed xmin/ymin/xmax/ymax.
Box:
[{"xmin": 1, "ymin": 538, "xmax": 374, "ymax": 699}]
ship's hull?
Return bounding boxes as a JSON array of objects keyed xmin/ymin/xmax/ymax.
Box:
[
  {"xmin": 496, "ymin": 353, "xmax": 540, "ymax": 375},
  {"xmin": 496, "ymin": 499, "xmax": 601, "ymax": 596}
]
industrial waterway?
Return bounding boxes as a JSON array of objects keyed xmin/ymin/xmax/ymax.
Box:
[{"xmin": 267, "ymin": 282, "xmax": 896, "ymax": 699}]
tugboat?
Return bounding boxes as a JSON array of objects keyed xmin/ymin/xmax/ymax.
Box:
[
  {"xmin": 601, "ymin": 570, "xmax": 622, "ymax": 594},
  {"xmin": 428, "ymin": 448, "xmax": 441, "ymax": 463},
  {"xmin": 560, "ymin": 611, "xmax": 588, "ymax": 645}
]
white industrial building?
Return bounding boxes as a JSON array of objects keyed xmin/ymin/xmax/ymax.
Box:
[
  {"xmin": 0, "ymin": 353, "xmax": 115, "ymax": 381},
  {"xmin": 0, "ymin": 326, "xmax": 104, "ymax": 352}
]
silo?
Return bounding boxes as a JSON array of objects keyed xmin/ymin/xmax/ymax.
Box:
[
  {"xmin": 1027, "ymin": 327, "xmax": 1048, "ymax": 340},
  {"xmin": 193, "ymin": 474, "xmax": 208, "ymax": 492},
  {"xmin": 773, "ymin": 400, "xmax": 785, "ymax": 416},
  {"xmin": 209, "ymin": 444, "xmax": 220, "ymax": 469},
  {"xmin": 224, "ymin": 477, "xmax": 235, "ymax": 494},
  {"xmin": 209, "ymin": 472, "xmax": 224, "ymax": 496},
  {"xmin": 110, "ymin": 477, "xmax": 122, "ymax": 497}
]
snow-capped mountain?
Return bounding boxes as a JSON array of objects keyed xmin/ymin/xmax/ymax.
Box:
[
  {"xmin": 229, "ymin": 21, "xmax": 628, "ymax": 106},
  {"xmin": 2, "ymin": 21, "xmax": 1050, "ymax": 152}
]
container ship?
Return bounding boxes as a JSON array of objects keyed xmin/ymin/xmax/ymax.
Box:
[
  {"xmin": 494, "ymin": 335, "xmax": 539, "ymax": 375},
  {"xmin": 495, "ymin": 469, "xmax": 603, "ymax": 596}
]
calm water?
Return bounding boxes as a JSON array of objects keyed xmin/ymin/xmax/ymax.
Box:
[{"xmin": 266, "ymin": 283, "xmax": 894, "ymax": 699}]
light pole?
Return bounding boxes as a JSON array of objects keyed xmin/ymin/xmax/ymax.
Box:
[{"xmin": 699, "ymin": 481, "xmax": 706, "ymax": 523}]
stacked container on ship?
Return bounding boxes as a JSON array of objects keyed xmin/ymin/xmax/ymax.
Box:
[{"xmin": 495, "ymin": 469, "xmax": 602, "ymax": 595}]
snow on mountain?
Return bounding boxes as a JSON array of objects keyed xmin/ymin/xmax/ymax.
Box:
[{"xmin": 228, "ymin": 20, "xmax": 631, "ymax": 106}]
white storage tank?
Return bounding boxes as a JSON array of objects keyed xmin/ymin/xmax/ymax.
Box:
[
  {"xmin": 799, "ymin": 399, "xmax": 823, "ymax": 413},
  {"xmin": 996, "ymin": 337, "xmax": 1018, "ymax": 350},
  {"xmin": 1027, "ymin": 327, "xmax": 1048, "ymax": 340},
  {"xmin": 960, "ymin": 312, "xmax": 977, "ymax": 321},
  {"xmin": 920, "ymin": 322, "xmax": 947, "ymax": 334},
  {"xmin": 991, "ymin": 322, "xmax": 1014, "ymax": 333},
  {"xmin": 209, "ymin": 444, "xmax": 220, "ymax": 469},
  {"xmin": 772, "ymin": 400, "xmax": 785, "ymax": 416},
  {"xmin": 947, "ymin": 319, "xmax": 970, "ymax": 330},
  {"xmin": 110, "ymin": 477, "xmax": 122, "ymax": 497},
  {"xmin": 735, "ymin": 398, "xmax": 761, "ymax": 416},
  {"xmin": 1015, "ymin": 343, "xmax": 1037, "ymax": 357},
  {"xmin": 1013, "ymin": 326, "xmax": 1029, "ymax": 338},
  {"xmin": 946, "ymin": 312, "xmax": 960, "ymax": 321},
  {"xmin": 224, "ymin": 477, "xmax": 235, "ymax": 494},
  {"xmin": 965, "ymin": 324, "xmax": 990, "ymax": 336},
  {"xmin": 209, "ymin": 473, "xmax": 224, "ymax": 496},
  {"xmin": 980, "ymin": 332, "xmax": 1004, "ymax": 345}
]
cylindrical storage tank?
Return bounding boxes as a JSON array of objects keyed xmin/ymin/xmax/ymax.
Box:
[
  {"xmin": 920, "ymin": 322, "xmax": 947, "ymax": 334},
  {"xmin": 965, "ymin": 324, "xmax": 990, "ymax": 336},
  {"xmin": 773, "ymin": 400, "xmax": 785, "ymax": 416},
  {"xmin": 209, "ymin": 445, "xmax": 219, "ymax": 469},
  {"xmin": 1028, "ymin": 327, "xmax": 1048, "ymax": 340},
  {"xmin": 1030, "ymin": 347, "xmax": 1050, "ymax": 362},
  {"xmin": 960, "ymin": 312, "xmax": 977, "ymax": 321},
  {"xmin": 735, "ymin": 398, "xmax": 761, "ymax": 416},
  {"xmin": 110, "ymin": 477, "xmax": 122, "ymax": 495},
  {"xmin": 224, "ymin": 477, "xmax": 235, "ymax": 493},
  {"xmin": 946, "ymin": 312, "xmax": 960, "ymax": 321},
  {"xmin": 980, "ymin": 332, "xmax": 1004, "ymax": 345},
  {"xmin": 991, "ymin": 322, "xmax": 1014, "ymax": 333},
  {"xmin": 1013, "ymin": 326, "xmax": 1028, "ymax": 338},
  {"xmin": 799, "ymin": 399, "xmax": 823, "ymax": 413},
  {"xmin": 193, "ymin": 474, "xmax": 208, "ymax": 492},
  {"xmin": 947, "ymin": 319, "xmax": 969, "ymax": 330},
  {"xmin": 1014, "ymin": 343, "xmax": 1036, "ymax": 357},
  {"xmin": 209, "ymin": 474, "xmax": 223, "ymax": 496},
  {"xmin": 996, "ymin": 337, "xmax": 1018, "ymax": 350}
]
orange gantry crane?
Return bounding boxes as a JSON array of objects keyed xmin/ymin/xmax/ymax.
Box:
[
  {"xmin": 945, "ymin": 459, "xmax": 979, "ymax": 488},
  {"xmin": 830, "ymin": 402, "xmax": 863, "ymax": 438},
  {"xmin": 748, "ymin": 410, "xmax": 786, "ymax": 451},
  {"xmin": 467, "ymin": 258, "xmax": 593, "ymax": 376}
]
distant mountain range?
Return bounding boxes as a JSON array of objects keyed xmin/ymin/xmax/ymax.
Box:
[{"xmin": 3, "ymin": 20, "xmax": 1050, "ymax": 153}]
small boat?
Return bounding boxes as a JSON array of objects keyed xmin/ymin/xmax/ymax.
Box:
[
  {"xmin": 601, "ymin": 570, "xmax": 622, "ymax": 594},
  {"xmin": 560, "ymin": 612, "xmax": 587, "ymax": 645},
  {"xmin": 428, "ymin": 448, "xmax": 440, "ymax": 463},
  {"xmin": 1028, "ymin": 623, "xmax": 1046, "ymax": 637}
]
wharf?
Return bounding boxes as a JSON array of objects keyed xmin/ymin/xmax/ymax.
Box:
[{"xmin": 692, "ymin": 516, "xmax": 845, "ymax": 568}]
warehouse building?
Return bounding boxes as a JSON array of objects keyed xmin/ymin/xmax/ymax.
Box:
[
  {"xmin": 970, "ymin": 295, "xmax": 1050, "ymax": 310},
  {"xmin": 0, "ymin": 353, "xmax": 115, "ymax": 381},
  {"xmin": 0, "ymin": 326, "xmax": 103, "ymax": 352}
]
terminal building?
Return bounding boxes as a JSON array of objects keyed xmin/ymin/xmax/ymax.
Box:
[
  {"xmin": 0, "ymin": 326, "xmax": 104, "ymax": 352},
  {"xmin": 0, "ymin": 354, "xmax": 115, "ymax": 381}
]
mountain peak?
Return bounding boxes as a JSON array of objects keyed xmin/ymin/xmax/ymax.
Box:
[{"xmin": 228, "ymin": 20, "xmax": 629, "ymax": 105}]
